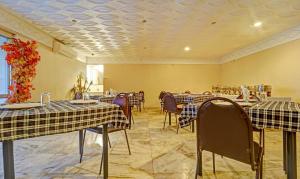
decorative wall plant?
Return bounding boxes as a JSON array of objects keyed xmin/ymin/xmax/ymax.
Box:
[{"xmin": 1, "ymin": 38, "xmax": 41, "ymax": 103}]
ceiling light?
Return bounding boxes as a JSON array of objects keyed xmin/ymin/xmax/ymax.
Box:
[
  {"xmin": 253, "ymin": 21, "xmax": 262, "ymax": 27},
  {"xmin": 184, "ymin": 46, "xmax": 190, "ymax": 51}
]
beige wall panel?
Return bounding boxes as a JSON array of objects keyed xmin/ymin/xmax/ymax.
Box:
[
  {"xmin": 30, "ymin": 45, "xmax": 86, "ymax": 101},
  {"xmin": 220, "ymin": 38, "xmax": 300, "ymax": 102},
  {"xmin": 104, "ymin": 64, "xmax": 220, "ymax": 107}
]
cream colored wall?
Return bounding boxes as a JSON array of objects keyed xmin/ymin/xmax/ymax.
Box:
[
  {"xmin": 30, "ymin": 44, "xmax": 86, "ymax": 101},
  {"xmin": 220, "ymin": 38, "xmax": 300, "ymax": 102},
  {"xmin": 104, "ymin": 64, "xmax": 220, "ymax": 107}
]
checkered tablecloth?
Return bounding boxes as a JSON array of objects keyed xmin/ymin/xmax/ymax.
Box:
[
  {"xmin": 98, "ymin": 96, "xmax": 115, "ymax": 103},
  {"xmin": 179, "ymin": 103, "xmax": 201, "ymax": 128},
  {"xmin": 174, "ymin": 94, "xmax": 213, "ymax": 104},
  {"xmin": 0, "ymin": 101, "xmax": 129, "ymax": 141},
  {"xmin": 92, "ymin": 95, "xmax": 141, "ymax": 107},
  {"xmin": 249, "ymin": 100, "xmax": 300, "ymax": 132},
  {"xmin": 179, "ymin": 100, "xmax": 300, "ymax": 131}
]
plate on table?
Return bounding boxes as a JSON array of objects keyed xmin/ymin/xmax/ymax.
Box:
[
  {"xmin": 233, "ymin": 99, "xmax": 257, "ymax": 102},
  {"xmin": 0, "ymin": 102, "xmax": 42, "ymax": 109},
  {"xmin": 69, "ymin": 100, "xmax": 98, "ymax": 104},
  {"xmin": 214, "ymin": 101, "xmax": 254, "ymax": 107}
]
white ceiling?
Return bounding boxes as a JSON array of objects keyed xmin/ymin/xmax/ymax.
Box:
[{"xmin": 1, "ymin": 0, "xmax": 300, "ymax": 63}]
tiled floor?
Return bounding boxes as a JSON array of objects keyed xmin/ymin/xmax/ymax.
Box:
[{"xmin": 0, "ymin": 108, "xmax": 299, "ymax": 178}]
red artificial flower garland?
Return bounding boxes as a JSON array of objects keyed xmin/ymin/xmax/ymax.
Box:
[{"xmin": 1, "ymin": 38, "xmax": 40, "ymax": 103}]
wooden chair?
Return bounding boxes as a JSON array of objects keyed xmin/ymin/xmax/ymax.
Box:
[
  {"xmin": 185, "ymin": 90, "xmax": 191, "ymax": 94},
  {"xmin": 195, "ymin": 97, "xmax": 264, "ymax": 178},
  {"xmin": 159, "ymin": 91, "xmax": 167, "ymax": 113},
  {"xmin": 139, "ymin": 91, "xmax": 145, "ymax": 109},
  {"xmin": 202, "ymin": 91, "xmax": 212, "ymax": 95},
  {"xmin": 79, "ymin": 93, "xmax": 131, "ymax": 175},
  {"xmin": 162, "ymin": 93, "xmax": 183, "ymax": 134}
]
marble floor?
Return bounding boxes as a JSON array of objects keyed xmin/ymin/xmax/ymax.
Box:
[{"xmin": 0, "ymin": 108, "xmax": 299, "ymax": 178}]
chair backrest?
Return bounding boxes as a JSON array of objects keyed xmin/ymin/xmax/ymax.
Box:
[
  {"xmin": 196, "ymin": 97, "xmax": 256, "ymax": 168},
  {"xmin": 113, "ymin": 94, "xmax": 130, "ymax": 119},
  {"xmin": 139, "ymin": 91, "xmax": 145, "ymax": 101},
  {"xmin": 184, "ymin": 90, "xmax": 191, "ymax": 94},
  {"xmin": 202, "ymin": 91, "xmax": 212, "ymax": 95},
  {"xmin": 159, "ymin": 91, "xmax": 166, "ymax": 100},
  {"xmin": 163, "ymin": 93, "xmax": 177, "ymax": 113}
]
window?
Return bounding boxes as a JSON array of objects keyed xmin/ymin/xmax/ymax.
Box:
[
  {"xmin": 86, "ymin": 65, "xmax": 104, "ymax": 93},
  {"xmin": 0, "ymin": 36, "xmax": 9, "ymax": 103}
]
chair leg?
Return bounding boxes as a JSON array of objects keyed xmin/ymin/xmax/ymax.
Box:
[
  {"xmin": 163, "ymin": 112, "xmax": 167, "ymax": 129},
  {"xmin": 195, "ymin": 149, "xmax": 202, "ymax": 178},
  {"xmin": 175, "ymin": 113, "xmax": 179, "ymax": 134},
  {"xmin": 260, "ymin": 158, "xmax": 263, "ymax": 179},
  {"xmin": 256, "ymin": 157, "xmax": 263, "ymax": 179},
  {"xmin": 99, "ymin": 151, "xmax": 104, "ymax": 174},
  {"xmin": 79, "ymin": 129, "xmax": 86, "ymax": 163},
  {"xmin": 259, "ymin": 130, "xmax": 265, "ymax": 153},
  {"xmin": 130, "ymin": 108, "xmax": 135, "ymax": 125},
  {"xmin": 283, "ymin": 131, "xmax": 287, "ymax": 173},
  {"xmin": 108, "ymin": 135, "xmax": 111, "ymax": 148},
  {"xmin": 124, "ymin": 130, "xmax": 131, "ymax": 155},
  {"xmin": 212, "ymin": 153, "xmax": 216, "ymax": 174}
]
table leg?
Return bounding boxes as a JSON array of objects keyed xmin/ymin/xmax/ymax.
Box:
[
  {"xmin": 192, "ymin": 120, "xmax": 195, "ymax": 133},
  {"xmin": 79, "ymin": 130, "xmax": 83, "ymax": 156},
  {"xmin": 168, "ymin": 112, "xmax": 171, "ymax": 125},
  {"xmin": 102, "ymin": 124, "xmax": 108, "ymax": 179},
  {"xmin": 3, "ymin": 140, "xmax": 15, "ymax": 179},
  {"xmin": 286, "ymin": 131, "xmax": 297, "ymax": 179},
  {"xmin": 283, "ymin": 131, "xmax": 287, "ymax": 173}
]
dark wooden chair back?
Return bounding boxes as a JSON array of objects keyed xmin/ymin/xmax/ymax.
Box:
[
  {"xmin": 197, "ymin": 97, "xmax": 257, "ymax": 169},
  {"xmin": 202, "ymin": 91, "xmax": 212, "ymax": 95},
  {"xmin": 184, "ymin": 90, "xmax": 191, "ymax": 94},
  {"xmin": 163, "ymin": 93, "xmax": 178, "ymax": 113},
  {"xmin": 159, "ymin": 91, "xmax": 166, "ymax": 100},
  {"xmin": 113, "ymin": 94, "xmax": 130, "ymax": 120}
]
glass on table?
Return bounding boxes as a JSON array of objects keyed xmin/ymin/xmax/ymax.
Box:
[
  {"xmin": 82, "ymin": 92, "xmax": 90, "ymax": 100},
  {"xmin": 40, "ymin": 92, "xmax": 51, "ymax": 106}
]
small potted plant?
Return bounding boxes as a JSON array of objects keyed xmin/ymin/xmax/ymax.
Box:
[{"xmin": 70, "ymin": 72, "xmax": 92, "ymax": 99}]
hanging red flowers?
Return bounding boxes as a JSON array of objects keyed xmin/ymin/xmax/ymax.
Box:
[{"xmin": 1, "ymin": 38, "xmax": 41, "ymax": 103}]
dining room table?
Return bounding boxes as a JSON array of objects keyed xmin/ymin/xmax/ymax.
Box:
[
  {"xmin": 171, "ymin": 93, "xmax": 214, "ymax": 131},
  {"xmin": 179, "ymin": 99, "xmax": 300, "ymax": 179},
  {"xmin": 91, "ymin": 93, "xmax": 142, "ymax": 111},
  {"xmin": 0, "ymin": 100, "xmax": 129, "ymax": 179},
  {"xmin": 173, "ymin": 93, "xmax": 214, "ymax": 104}
]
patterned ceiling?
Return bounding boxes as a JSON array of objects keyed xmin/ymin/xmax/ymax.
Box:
[{"xmin": 1, "ymin": 0, "xmax": 300, "ymax": 61}]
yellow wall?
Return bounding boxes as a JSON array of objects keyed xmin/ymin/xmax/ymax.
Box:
[
  {"xmin": 220, "ymin": 38, "xmax": 300, "ymax": 102},
  {"xmin": 30, "ymin": 44, "xmax": 86, "ymax": 101},
  {"xmin": 104, "ymin": 64, "xmax": 220, "ymax": 107}
]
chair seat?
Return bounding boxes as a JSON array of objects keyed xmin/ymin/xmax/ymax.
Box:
[{"xmin": 87, "ymin": 126, "xmax": 123, "ymax": 134}]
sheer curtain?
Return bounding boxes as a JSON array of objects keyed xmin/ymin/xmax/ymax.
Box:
[{"xmin": 0, "ymin": 36, "xmax": 8, "ymax": 103}]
